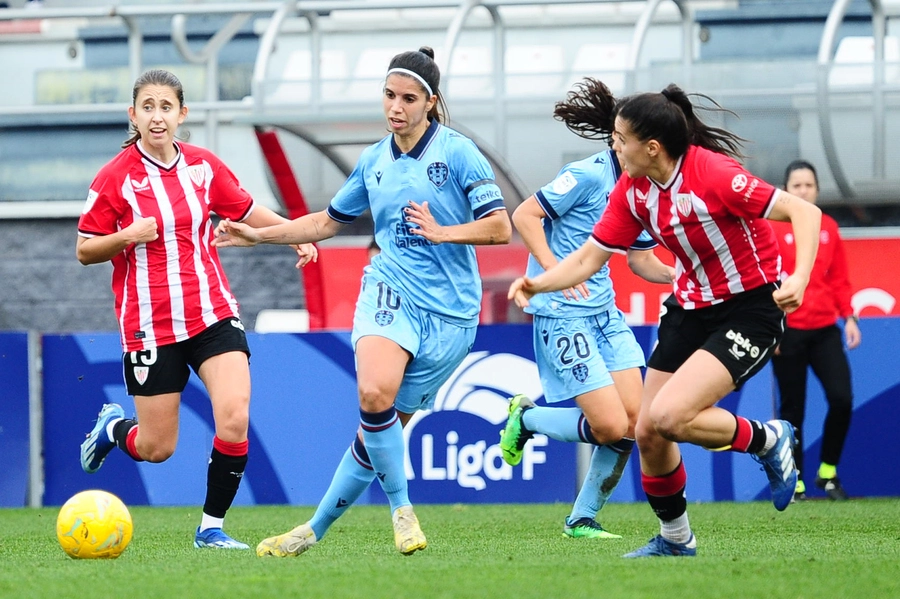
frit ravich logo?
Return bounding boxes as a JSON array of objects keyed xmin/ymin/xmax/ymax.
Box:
[{"xmin": 403, "ymin": 351, "xmax": 572, "ymax": 501}]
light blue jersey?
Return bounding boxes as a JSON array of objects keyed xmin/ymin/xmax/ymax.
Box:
[
  {"xmin": 328, "ymin": 119, "xmax": 505, "ymax": 327},
  {"xmin": 525, "ymin": 149, "xmax": 656, "ymax": 318}
]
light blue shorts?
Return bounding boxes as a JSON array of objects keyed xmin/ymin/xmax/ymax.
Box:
[
  {"xmin": 351, "ymin": 273, "xmax": 476, "ymax": 414},
  {"xmin": 532, "ymin": 308, "xmax": 646, "ymax": 404}
]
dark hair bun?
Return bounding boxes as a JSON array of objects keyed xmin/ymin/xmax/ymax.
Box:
[{"xmin": 418, "ymin": 46, "xmax": 435, "ymax": 60}]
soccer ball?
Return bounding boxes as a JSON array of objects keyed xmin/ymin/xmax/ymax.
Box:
[{"xmin": 56, "ymin": 489, "xmax": 133, "ymax": 559}]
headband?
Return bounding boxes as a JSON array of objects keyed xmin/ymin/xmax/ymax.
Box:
[{"xmin": 386, "ymin": 67, "xmax": 434, "ymax": 97}]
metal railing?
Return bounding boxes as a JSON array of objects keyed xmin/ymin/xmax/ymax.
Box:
[{"xmin": 1, "ymin": 0, "xmax": 900, "ymax": 211}]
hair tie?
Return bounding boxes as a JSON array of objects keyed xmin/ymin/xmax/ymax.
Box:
[{"xmin": 386, "ymin": 68, "xmax": 434, "ymax": 97}]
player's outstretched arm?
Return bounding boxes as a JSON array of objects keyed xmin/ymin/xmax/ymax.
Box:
[
  {"xmin": 214, "ymin": 210, "xmax": 344, "ymax": 248},
  {"xmin": 509, "ymin": 240, "xmax": 611, "ymax": 307}
]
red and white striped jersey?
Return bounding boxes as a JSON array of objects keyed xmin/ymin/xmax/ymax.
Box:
[
  {"xmin": 592, "ymin": 145, "xmax": 781, "ymax": 309},
  {"xmin": 78, "ymin": 141, "xmax": 256, "ymax": 351}
]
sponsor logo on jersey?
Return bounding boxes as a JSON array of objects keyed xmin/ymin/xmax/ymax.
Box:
[
  {"xmin": 375, "ymin": 171, "xmax": 383, "ymax": 185},
  {"xmin": 188, "ymin": 165, "xmax": 206, "ymax": 187},
  {"xmin": 134, "ymin": 366, "xmax": 149, "ymax": 385},
  {"xmin": 731, "ymin": 174, "xmax": 748, "ymax": 193},
  {"xmin": 394, "ymin": 206, "xmax": 435, "ymax": 249},
  {"xmin": 550, "ymin": 171, "xmax": 578, "ymax": 195},
  {"xmin": 741, "ymin": 177, "xmax": 759, "ymax": 202},
  {"xmin": 427, "ymin": 162, "xmax": 449, "ymax": 187},
  {"xmin": 726, "ymin": 329, "xmax": 760, "ymax": 360},
  {"xmin": 675, "ymin": 193, "xmax": 693, "ymax": 217},
  {"xmin": 635, "ymin": 187, "xmax": 648, "ymax": 202},
  {"xmin": 131, "ymin": 176, "xmax": 150, "ymax": 191}
]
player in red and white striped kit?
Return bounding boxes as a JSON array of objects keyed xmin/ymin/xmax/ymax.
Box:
[
  {"xmin": 509, "ymin": 83, "xmax": 822, "ymax": 557},
  {"xmin": 76, "ymin": 69, "xmax": 316, "ymax": 549}
]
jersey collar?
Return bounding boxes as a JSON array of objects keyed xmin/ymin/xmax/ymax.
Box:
[
  {"xmin": 136, "ymin": 140, "xmax": 182, "ymax": 171},
  {"xmin": 650, "ymin": 153, "xmax": 684, "ymax": 190},
  {"xmin": 608, "ymin": 148, "xmax": 622, "ymax": 180},
  {"xmin": 390, "ymin": 119, "xmax": 440, "ymax": 161}
]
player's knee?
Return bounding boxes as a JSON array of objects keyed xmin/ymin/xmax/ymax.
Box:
[
  {"xmin": 357, "ymin": 383, "xmax": 394, "ymax": 413},
  {"xmin": 140, "ymin": 442, "xmax": 176, "ymax": 463},
  {"xmin": 648, "ymin": 407, "xmax": 687, "ymax": 442},
  {"xmin": 587, "ymin": 417, "xmax": 628, "ymax": 445},
  {"xmin": 216, "ymin": 401, "xmax": 250, "ymax": 431}
]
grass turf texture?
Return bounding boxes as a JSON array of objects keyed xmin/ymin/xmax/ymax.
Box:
[{"xmin": 1, "ymin": 500, "xmax": 898, "ymax": 599}]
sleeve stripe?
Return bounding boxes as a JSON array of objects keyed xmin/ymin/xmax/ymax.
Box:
[
  {"xmin": 474, "ymin": 199, "xmax": 506, "ymax": 220},
  {"xmin": 464, "ymin": 178, "xmax": 495, "ymax": 195},
  {"xmin": 761, "ymin": 188, "xmax": 779, "ymax": 218},
  {"xmin": 237, "ymin": 203, "xmax": 255, "ymax": 223},
  {"xmin": 629, "ymin": 238, "xmax": 658, "ymax": 250},
  {"xmin": 534, "ymin": 190, "xmax": 559, "ymax": 220},
  {"xmin": 590, "ymin": 233, "xmax": 628, "ymax": 255},
  {"xmin": 326, "ymin": 205, "xmax": 356, "ymax": 224}
]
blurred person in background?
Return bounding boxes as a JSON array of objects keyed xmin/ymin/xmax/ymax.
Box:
[
  {"xmin": 770, "ymin": 159, "xmax": 860, "ymax": 501},
  {"xmin": 509, "ymin": 83, "xmax": 822, "ymax": 557},
  {"xmin": 214, "ymin": 46, "xmax": 511, "ymax": 558},
  {"xmin": 500, "ymin": 78, "xmax": 674, "ymax": 540},
  {"xmin": 76, "ymin": 68, "xmax": 316, "ymax": 550}
]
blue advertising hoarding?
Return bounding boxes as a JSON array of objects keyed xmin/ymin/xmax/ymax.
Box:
[
  {"xmin": 32, "ymin": 317, "xmax": 900, "ymax": 506},
  {"xmin": 0, "ymin": 332, "xmax": 30, "ymax": 507}
]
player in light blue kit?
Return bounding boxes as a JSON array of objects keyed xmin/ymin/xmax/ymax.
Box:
[
  {"xmin": 500, "ymin": 78, "xmax": 674, "ymax": 538},
  {"xmin": 213, "ymin": 46, "xmax": 511, "ymax": 557}
]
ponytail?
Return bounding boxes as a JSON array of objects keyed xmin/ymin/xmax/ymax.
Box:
[{"xmin": 552, "ymin": 78, "xmax": 617, "ymax": 145}]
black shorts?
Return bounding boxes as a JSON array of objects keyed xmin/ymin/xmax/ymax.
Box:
[
  {"xmin": 648, "ymin": 283, "xmax": 785, "ymax": 389},
  {"xmin": 121, "ymin": 318, "xmax": 251, "ymax": 397}
]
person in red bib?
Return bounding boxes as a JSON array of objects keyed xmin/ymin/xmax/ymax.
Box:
[
  {"xmin": 509, "ymin": 83, "xmax": 822, "ymax": 557},
  {"xmin": 76, "ymin": 68, "xmax": 316, "ymax": 549},
  {"xmin": 770, "ymin": 160, "xmax": 860, "ymax": 501}
]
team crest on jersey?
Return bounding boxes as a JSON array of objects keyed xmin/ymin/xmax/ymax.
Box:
[
  {"xmin": 134, "ymin": 366, "xmax": 149, "ymax": 385},
  {"xmin": 131, "ymin": 177, "xmax": 149, "ymax": 191},
  {"xmin": 427, "ymin": 162, "xmax": 449, "ymax": 187},
  {"xmin": 375, "ymin": 310, "xmax": 394, "ymax": 326},
  {"xmin": 188, "ymin": 165, "xmax": 206, "ymax": 187},
  {"xmin": 675, "ymin": 193, "xmax": 693, "ymax": 217},
  {"xmin": 572, "ymin": 363, "xmax": 589, "ymax": 383}
]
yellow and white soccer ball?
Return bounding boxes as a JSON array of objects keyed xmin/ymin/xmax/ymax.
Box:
[{"xmin": 56, "ymin": 489, "xmax": 133, "ymax": 559}]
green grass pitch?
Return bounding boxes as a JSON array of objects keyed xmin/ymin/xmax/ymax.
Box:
[{"xmin": 1, "ymin": 500, "xmax": 898, "ymax": 599}]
